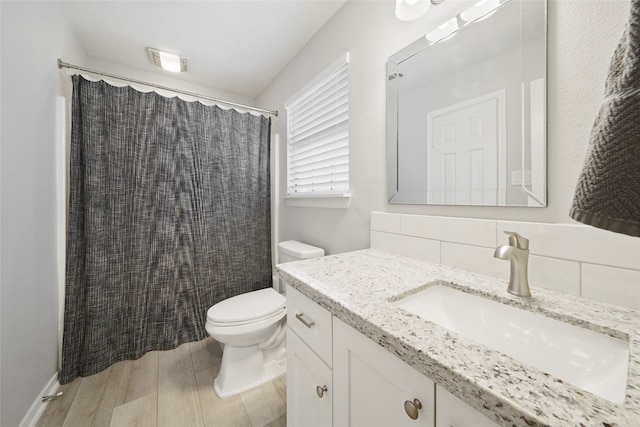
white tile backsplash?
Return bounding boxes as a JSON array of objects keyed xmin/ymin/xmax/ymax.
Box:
[
  {"xmin": 401, "ymin": 215, "xmax": 497, "ymax": 247},
  {"xmin": 528, "ymin": 255, "xmax": 581, "ymax": 296},
  {"xmin": 441, "ymin": 242, "xmax": 508, "ymax": 279},
  {"xmin": 371, "ymin": 212, "xmax": 401, "ymax": 233},
  {"xmin": 582, "ymin": 264, "xmax": 640, "ymax": 310},
  {"xmin": 371, "ymin": 231, "xmax": 440, "ymax": 263},
  {"xmin": 497, "ymin": 220, "xmax": 640, "ymax": 270},
  {"xmin": 371, "ymin": 212, "xmax": 640, "ymax": 310}
]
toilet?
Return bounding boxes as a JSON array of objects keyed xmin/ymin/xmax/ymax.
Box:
[{"xmin": 206, "ymin": 240, "xmax": 324, "ymax": 398}]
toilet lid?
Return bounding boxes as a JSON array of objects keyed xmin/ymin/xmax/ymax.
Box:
[{"xmin": 207, "ymin": 288, "xmax": 286, "ymax": 325}]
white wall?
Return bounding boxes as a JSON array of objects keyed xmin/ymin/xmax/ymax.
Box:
[
  {"xmin": 257, "ymin": 0, "xmax": 631, "ymax": 256},
  {"xmin": 0, "ymin": 2, "xmax": 85, "ymax": 426}
]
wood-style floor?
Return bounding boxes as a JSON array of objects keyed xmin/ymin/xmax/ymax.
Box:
[{"xmin": 35, "ymin": 338, "xmax": 287, "ymax": 427}]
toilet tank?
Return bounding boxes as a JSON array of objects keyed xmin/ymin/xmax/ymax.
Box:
[
  {"xmin": 278, "ymin": 240, "xmax": 325, "ymax": 263},
  {"xmin": 275, "ymin": 240, "xmax": 324, "ymax": 293}
]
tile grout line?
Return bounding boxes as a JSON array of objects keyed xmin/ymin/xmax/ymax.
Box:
[
  {"xmin": 188, "ymin": 342, "xmax": 207, "ymax": 427},
  {"xmin": 188, "ymin": 343, "xmax": 201, "ymax": 426},
  {"xmin": 111, "ymin": 360, "xmax": 129, "ymax": 418},
  {"xmin": 156, "ymin": 351, "xmax": 160, "ymax": 427}
]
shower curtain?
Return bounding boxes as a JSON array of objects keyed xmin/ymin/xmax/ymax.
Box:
[{"xmin": 60, "ymin": 76, "xmax": 272, "ymax": 384}]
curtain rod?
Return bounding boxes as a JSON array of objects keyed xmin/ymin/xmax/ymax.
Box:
[{"xmin": 57, "ymin": 59, "xmax": 278, "ymax": 117}]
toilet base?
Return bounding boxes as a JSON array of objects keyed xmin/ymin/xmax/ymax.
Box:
[{"xmin": 214, "ymin": 344, "xmax": 287, "ymax": 398}]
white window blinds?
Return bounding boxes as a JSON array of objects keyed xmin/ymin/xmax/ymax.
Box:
[{"xmin": 286, "ymin": 56, "xmax": 349, "ymax": 196}]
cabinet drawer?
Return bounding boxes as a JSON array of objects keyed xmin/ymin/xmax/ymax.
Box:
[{"xmin": 287, "ymin": 285, "xmax": 332, "ymax": 366}]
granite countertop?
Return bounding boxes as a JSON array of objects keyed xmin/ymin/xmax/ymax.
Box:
[{"xmin": 276, "ymin": 249, "xmax": 640, "ymax": 427}]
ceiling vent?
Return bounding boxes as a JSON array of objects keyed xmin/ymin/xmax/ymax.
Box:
[{"xmin": 147, "ymin": 48, "xmax": 188, "ymax": 73}]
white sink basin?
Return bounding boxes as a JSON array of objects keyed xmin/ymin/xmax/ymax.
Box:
[{"xmin": 394, "ymin": 285, "xmax": 629, "ymax": 403}]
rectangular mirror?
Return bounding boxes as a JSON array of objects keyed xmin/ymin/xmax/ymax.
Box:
[{"xmin": 387, "ymin": 0, "xmax": 547, "ymax": 206}]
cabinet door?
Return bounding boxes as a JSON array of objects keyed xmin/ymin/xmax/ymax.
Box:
[
  {"xmin": 287, "ymin": 329, "xmax": 333, "ymax": 427},
  {"xmin": 435, "ymin": 385, "xmax": 499, "ymax": 427},
  {"xmin": 333, "ymin": 318, "xmax": 435, "ymax": 427}
]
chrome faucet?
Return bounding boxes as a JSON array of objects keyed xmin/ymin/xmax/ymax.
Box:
[{"xmin": 494, "ymin": 231, "xmax": 531, "ymax": 297}]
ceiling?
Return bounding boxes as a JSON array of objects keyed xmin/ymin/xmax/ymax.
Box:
[{"xmin": 60, "ymin": 1, "xmax": 348, "ymax": 99}]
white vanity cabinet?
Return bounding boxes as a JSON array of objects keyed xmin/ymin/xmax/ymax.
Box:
[
  {"xmin": 286, "ymin": 284, "xmax": 497, "ymax": 427},
  {"xmin": 287, "ymin": 286, "xmax": 333, "ymax": 427},
  {"xmin": 435, "ymin": 385, "xmax": 499, "ymax": 427},
  {"xmin": 333, "ymin": 317, "xmax": 435, "ymax": 426}
]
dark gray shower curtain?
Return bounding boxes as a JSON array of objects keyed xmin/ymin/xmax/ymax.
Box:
[{"xmin": 61, "ymin": 76, "xmax": 272, "ymax": 384}]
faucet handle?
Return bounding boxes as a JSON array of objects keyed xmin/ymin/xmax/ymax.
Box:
[{"xmin": 503, "ymin": 231, "xmax": 529, "ymax": 250}]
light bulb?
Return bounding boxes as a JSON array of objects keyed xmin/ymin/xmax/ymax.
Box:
[
  {"xmin": 460, "ymin": 0, "xmax": 501, "ymax": 23},
  {"xmin": 395, "ymin": 0, "xmax": 430, "ymax": 21},
  {"xmin": 426, "ymin": 17, "xmax": 459, "ymax": 42},
  {"xmin": 159, "ymin": 51, "xmax": 181, "ymax": 73}
]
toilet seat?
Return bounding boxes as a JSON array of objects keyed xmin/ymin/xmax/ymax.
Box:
[
  {"xmin": 207, "ymin": 288, "xmax": 286, "ymax": 327},
  {"xmin": 206, "ymin": 241, "xmax": 323, "ymax": 398}
]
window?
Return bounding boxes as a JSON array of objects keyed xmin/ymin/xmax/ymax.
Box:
[{"xmin": 285, "ymin": 54, "xmax": 349, "ymax": 203}]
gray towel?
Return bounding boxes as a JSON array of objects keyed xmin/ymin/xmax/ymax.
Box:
[{"xmin": 570, "ymin": 0, "xmax": 640, "ymax": 237}]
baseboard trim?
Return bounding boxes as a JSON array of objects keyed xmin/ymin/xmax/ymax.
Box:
[{"xmin": 19, "ymin": 372, "xmax": 60, "ymax": 427}]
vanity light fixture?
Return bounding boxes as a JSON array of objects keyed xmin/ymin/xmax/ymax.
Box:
[
  {"xmin": 147, "ymin": 48, "xmax": 188, "ymax": 73},
  {"xmin": 460, "ymin": 0, "xmax": 502, "ymax": 23}
]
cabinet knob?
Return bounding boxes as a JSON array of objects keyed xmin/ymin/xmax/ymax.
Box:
[
  {"xmin": 316, "ymin": 385, "xmax": 328, "ymax": 398},
  {"xmin": 403, "ymin": 398, "xmax": 422, "ymax": 420}
]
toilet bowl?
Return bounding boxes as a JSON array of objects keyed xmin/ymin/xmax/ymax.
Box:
[
  {"xmin": 206, "ymin": 240, "xmax": 324, "ymax": 398},
  {"xmin": 206, "ymin": 288, "xmax": 287, "ymax": 398}
]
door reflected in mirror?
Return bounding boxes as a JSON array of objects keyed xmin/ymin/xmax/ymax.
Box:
[{"xmin": 387, "ymin": 0, "xmax": 547, "ymax": 206}]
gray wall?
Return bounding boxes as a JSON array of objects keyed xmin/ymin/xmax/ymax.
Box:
[
  {"xmin": 257, "ymin": 0, "xmax": 630, "ymax": 256},
  {"xmin": 1, "ymin": 2, "xmax": 85, "ymax": 426}
]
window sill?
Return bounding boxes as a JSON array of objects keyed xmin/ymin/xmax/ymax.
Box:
[{"xmin": 285, "ymin": 194, "xmax": 351, "ymax": 209}]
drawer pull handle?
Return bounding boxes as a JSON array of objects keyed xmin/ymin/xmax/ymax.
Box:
[
  {"xmin": 295, "ymin": 312, "xmax": 315, "ymax": 328},
  {"xmin": 316, "ymin": 385, "xmax": 328, "ymax": 398},
  {"xmin": 404, "ymin": 398, "xmax": 422, "ymax": 420}
]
